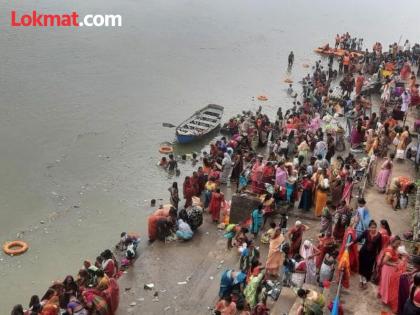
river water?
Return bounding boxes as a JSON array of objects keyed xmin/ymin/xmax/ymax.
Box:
[{"xmin": 0, "ymin": 0, "xmax": 419, "ymax": 312}]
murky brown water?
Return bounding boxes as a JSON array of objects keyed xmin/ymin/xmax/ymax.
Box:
[{"xmin": 0, "ymin": 0, "xmax": 419, "ymax": 312}]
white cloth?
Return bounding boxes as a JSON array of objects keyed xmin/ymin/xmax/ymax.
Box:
[{"xmin": 178, "ymin": 219, "xmax": 192, "ymax": 234}]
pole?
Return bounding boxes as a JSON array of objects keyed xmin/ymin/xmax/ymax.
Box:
[
  {"xmin": 332, "ymin": 234, "xmax": 353, "ymax": 315},
  {"xmin": 397, "ymin": 34, "xmax": 403, "ymax": 47}
]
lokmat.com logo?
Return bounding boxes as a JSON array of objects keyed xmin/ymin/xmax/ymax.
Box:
[{"xmin": 11, "ymin": 11, "xmax": 122, "ymax": 27}]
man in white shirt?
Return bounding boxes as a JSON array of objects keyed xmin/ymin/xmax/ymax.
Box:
[{"xmin": 401, "ymin": 90, "xmax": 411, "ymax": 112}]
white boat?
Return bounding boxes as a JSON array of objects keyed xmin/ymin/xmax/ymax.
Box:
[{"xmin": 175, "ymin": 104, "xmax": 224, "ymax": 144}]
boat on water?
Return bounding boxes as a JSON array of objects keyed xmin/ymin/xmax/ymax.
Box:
[{"xmin": 175, "ymin": 104, "xmax": 224, "ymax": 144}]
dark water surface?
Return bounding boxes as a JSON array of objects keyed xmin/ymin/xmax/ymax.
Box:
[{"xmin": 0, "ymin": 0, "xmax": 419, "ymax": 311}]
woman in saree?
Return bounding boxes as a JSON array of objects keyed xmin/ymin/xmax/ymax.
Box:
[
  {"xmin": 261, "ymin": 162, "xmax": 275, "ymax": 185},
  {"xmin": 378, "ymin": 236, "xmax": 407, "ymax": 313},
  {"xmin": 314, "ymin": 140, "xmax": 328, "ymax": 160},
  {"xmin": 378, "ymin": 122, "xmax": 392, "ymax": 157},
  {"xmin": 286, "ymin": 171, "xmax": 298, "ymax": 205},
  {"xmin": 190, "ymin": 171, "xmax": 200, "ymax": 196},
  {"xmin": 203, "ymin": 177, "xmax": 217, "ymax": 209},
  {"xmin": 251, "ymin": 157, "xmax": 264, "ymax": 193},
  {"xmin": 230, "ymin": 153, "xmax": 243, "ymax": 183},
  {"xmin": 408, "ymin": 74, "xmax": 417, "ymax": 89},
  {"xmin": 354, "ymin": 220, "xmax": 382, "ymax": 289},
  {"xmin": 309, "ymin": 113, "xmax": 322, "ymax": 133},
  {"xmin": 402, "ymin": 272, "xmax": 420, "ymax": 315},
  {"xmin": 182, "ymin": 176, "xmax": 194, "ymax": 208},
  {"xmin": 314, "ymin": 180, "xmax": 329, "ymax": 217},
  {"xmin": 62, "ymin": 275, "xmax": 79, "ymax": 309},
  {"xmin": 330, "ymin": 177, "xmax": 344, "ymax": 208},
  {"xmin": 40, "ymin": 293, "xmax": 60, "ymax": 315},
  {"xmin": 350, "ymin": 124, "xmax": 364, "ymax": 149},
  {"xmin": 297, "ymin": 139, "xmax": 310, "ymax": 164},
  {"xmin": 67, "ymin": 295, "xmax": 88, "ymax": 315},
  {"xmin": 275, "ymin": 161, "xmax": 288, "ymax": 190},
  {"xmin": 332, "ymin": 200, "xmax": 351, "ymax": 241},
  {"xmin": 298, "ymin": 174, "xmax": 313, "ymax": 212},
  {"xmin": 82, "ymin": 288, "xmax": 110, "ymax": 315},
  {"xmin": 251, "ymin": 129, "xmax": 259, "ymax": 151},
  {"xmin": 250, "ymin": 204, "xmax": 264, "ymax": 237},
  {"xmin": 202, "ymin": 158, "xmax": 212, "ymax": 176},
  {"xmin": 101, "ymin": 250, "xmax": 117, "ymax": 279},
  {"xmin": 208, "ymin": 188, "xmax": 225, "ymax": 223},
  {"xmin": 265, "ymin": 228, "xmax": 285, "ymax": 277},
  {"xmin": 261, "ymin": 193, "xmax": 275, "ymax": 228},
  {"xmin": 355, "ymin": 72, "xmax": 365, "ymax": 95},
  {"xmin": 168, "ymin": 182, "xmax": 180, "ymax": 209},
  {"xmin": 365, "ymin": 129, "xmax": 378, "ymax": 156},
  {"xmin": 331, "ymin": 156, "xmax": 344, "ymax": 178},
  {"xmin": 337, "ymin": 218, "xmax": 359, "ymax": 273},
  {"xmin": 400, "ymin": 62, "xmax": 411, "ymax": 80},
  {"xmin": 341, "ymin": 176, "xmax": 353, "ymax": 205},
  {"xmin": 148, "ymin": 213, "xmax": 170, "ymax": 242},
  {"xmin": 375, "ymin": 219, "xmax": 392, "ymax": 282},
  {"xmin": 243, "ymin": 270, "xmax": 265, "ymax": 309},
  {"xmin": 260, "ymin": 222, "xmax": 277, "ymax": 244},
  {"xmin": 397, "ymin": 126, "xmax": 410, "ymax": 151},
  {"xmin": 319, "ymin": 206, "xmax": 333, "ymax": 236},
  {"xmin": 215, "ymin": 296, "xmax": 237, "ymax": 315},
  {"xmin": 197, "ymin": 167, "xmax": 207, "ymax": 196},
  {"xmin": 300, "ymin": 240, "xmax": 320, "ymax": 285},
  {"xmin": 210, "ymin": 143, "xmax": 219, "ymax": 159},
  {"xmin": 218, "ymin": 270, "xmax": 246, "ymax": 298},
  {"xmin": 209, "ymin": 165, "xmax": 221, "ymax": 183},
  {"xmin": 315, "ymin": 232, "xmax": 335, "ymax": 271},
  {"xmin": 287, "ymin": 221, "xmax": 309, "ymax": 257},
  {"xmin": 410, "ymin": 83, "xmax": 420, "ymax": 106},
  {"xmin": 375, "ymin": 153, "xmax": 394, "ymax": 192}
]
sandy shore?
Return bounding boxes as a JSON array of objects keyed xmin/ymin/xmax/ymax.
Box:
[{"xmin": 116, "ymin": 102, "xmax": 419, "ymax": 314}]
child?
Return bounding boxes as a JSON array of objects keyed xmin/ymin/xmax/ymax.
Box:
[
  {"xmin": 283, "ymin": 249, "xmax": 295, "ymax": 287},
  {"xmin": 191, "ymin": 152, "xmax": 198, "ymax": 166},
  {"xmin": 319, "ymin": 250, "xmax": 337, "ymax": 286},
  {"xmin": 158, "ymin": 156, "xmax": 168, "ymax": 169}
]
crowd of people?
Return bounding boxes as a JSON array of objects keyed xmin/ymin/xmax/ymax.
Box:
[
  {"xmin": 9, "ymin": 244, "xmax": 136, "ymax": 315},
  {"xmin": 10, "ymin": 34, "xmax": 420, "ymax": 315},
  {"xmin": 211, "ymin": 35, "xmax": 419, "ymax": 315}
]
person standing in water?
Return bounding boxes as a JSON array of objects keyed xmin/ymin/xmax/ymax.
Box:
[
  {"xmin": 288, "ymin": 51, "xmax": 294, "ymax": 67},
  {"xmin": 168, "ymin": 182, "xmax": 180, "ymax": 209}
]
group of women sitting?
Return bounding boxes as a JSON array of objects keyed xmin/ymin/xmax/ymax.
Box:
[{"xmin": 11, "ymin": 249, "xmax": 120, "ymax": 315}]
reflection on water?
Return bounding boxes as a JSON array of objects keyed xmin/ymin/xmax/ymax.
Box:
[{"xmin": 0, "ymin": 0, "xmax": 419, "ymax": 312}]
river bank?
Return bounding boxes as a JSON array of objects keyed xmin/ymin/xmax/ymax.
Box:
[
  {"xmin": 118, "ymin": 106, "xmax": 419, "ymax": 315},
  {"xmin": 3, "ymin": 1, "xmax": 420, "ymax": 313}
]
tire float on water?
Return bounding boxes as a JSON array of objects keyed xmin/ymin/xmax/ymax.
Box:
[
  {"xmin": 3, "ymin": 241, "xmax": 29, "ymax": 256},
  {"xmin": 159, "ymin": 145, "xmax": 173, "ymax": 154}
]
